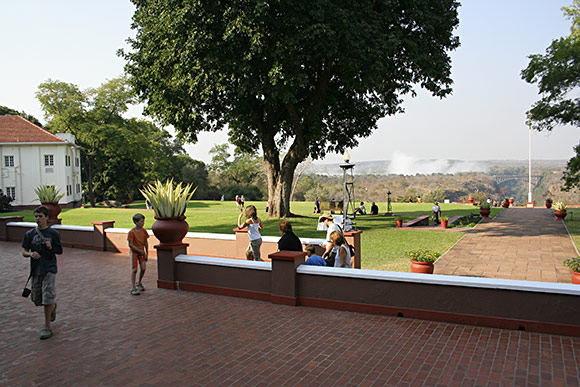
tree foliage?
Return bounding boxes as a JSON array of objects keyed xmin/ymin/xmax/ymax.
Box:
[
  {"xmin": 36, "ymin": 78, "xmax": 204, "ymax": 204},
  {"xmin": 521, "ymin": 1, "xmax": 580, "ymax": 190},
  {"xmin": 122, "ymin": 0, "xmax": 460, "ymax": 217}
]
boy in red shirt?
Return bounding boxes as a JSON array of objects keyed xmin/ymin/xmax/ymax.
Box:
[{"xmin": 128, "ymin": 213, "xmax": 149, "ymax": 295}]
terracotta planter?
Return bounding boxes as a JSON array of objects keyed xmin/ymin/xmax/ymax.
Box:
[
  {"xmin": 441, "ymin": 220, "xmax": 448, "ymax": 228},
  {"xmin": 41, "ymin": 202, "xmax": 62, "ymax": 224},
  {"xmin": 509, "ymin": 198, "xmax": 514, "ymax": 205},
  {"xmin": 502, "ymin": 201, "xmax": 509, "ymax": 208},
  {"xmin": 545, "ymin": 201, "xmax": 552, "ymax": 209},
  {"xmin": 480, "ymin": 208, "xmax": 491, "ymax": 218},
  {"xmin": 554, "ymin": 210, "xmax": 567, "ymax": 221},
  {"xmin": 468, "ymin": 197, "xmax": 474, "ymax": 205},
  {"xmin": 410, "ymin": 260, "xmax": 434, "ymax": 274},
  {"xmin": 152, "ymin": 216, "xmax": 189, "ymax": 246},
  {"xmin": 395, "ymin": 219, "xmax": 403, "ymax": 227},
  {"xmin": 572, "ymin": 271, "xmax": 580, "ymax": 284}
]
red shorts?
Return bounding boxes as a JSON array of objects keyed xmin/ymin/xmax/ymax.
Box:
[{"xmin": 131, "ymin": 251, "xmax": 147, "ymax": 269}]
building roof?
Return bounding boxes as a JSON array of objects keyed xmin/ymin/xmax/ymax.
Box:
[{"xmin": 0, "ymin": 115, "xmax": 67, "ymax": 144}]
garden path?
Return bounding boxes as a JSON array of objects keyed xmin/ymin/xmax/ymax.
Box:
[{"xmin": 435, "ymin": 207, "xmax": 578, "ymax": 283}]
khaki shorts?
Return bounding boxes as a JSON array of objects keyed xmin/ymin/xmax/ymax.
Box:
[
  {"xmin": 31, "ymin": 272, "xmax": 56, "ymax": 306},
  {"xmin": 246, "ymin": 238, "xmax": 262, "ymax": 260}
]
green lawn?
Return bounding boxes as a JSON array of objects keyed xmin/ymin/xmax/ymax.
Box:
[{"xmin": 2, "ymin": 201, "xmax": 540, "ymax": 272}]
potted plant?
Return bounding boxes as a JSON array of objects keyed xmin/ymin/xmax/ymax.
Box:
[
  {"xmin": 468, "ymin": 196, "xmax": 474, "ymax": 205},
  {"xmin": 406, "ymin": 248, "xmax": 441, "ymax": 274},
  {"xmin": 502, "ymin": 198, "xmax": 510, "ymax": 208},
  {"xmin": 563, "ymin": 257, "xmax": 580, "ymax": 284},
  {"xmin": 440, "ymin": 216, "xmax": 449, "ymax": 228},
  {"xmin": 140, "ymin": 179, "xmax": 197, "ymax": 246},
  {"xmin": 479, "ymin": 201, "xmax": 491, "ymax": 218},
  {"xmin": 553, "ymin": 202, "xmax": 567, "ymax": 221},
  {"xmin": 34, "ymin": 185, "xmax": 65, "ymax": 224},
  {"xmin": 545, "ymin": 198, "xmax": 553, "ymax": 209},
  {"xmin": 509, "ymin": 197, "xmax": 514, "ymax": 205},
  {"xmin": 395, "ymin": 216, "xmax": 403, "ymax": 228}
]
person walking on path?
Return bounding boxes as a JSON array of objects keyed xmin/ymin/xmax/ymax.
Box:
[
  {"xmin": 21, "ymin": 206, "xmax": 63, "ymax": 340},
  {"xmin": 432, "ymin": 202, "xmax": 441, "ymax": 225},
  {"xmin": 238, "ymin": 205, "xmax": 264, "ymax": 260},
  {"xmin": 128, "ymin": 213, "xmax": 150, "ymax": 295}
]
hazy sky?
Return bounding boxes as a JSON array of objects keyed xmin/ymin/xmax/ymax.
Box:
[{"xmin": 1, "ymin": 0, "xmax": 578, "ymax": 166}]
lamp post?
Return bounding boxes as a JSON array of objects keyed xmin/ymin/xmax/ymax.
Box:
[
  {"xmin": 526, "ymin": 115, "xmax": 534, "ymax": 208},
  {"xmin": 339, "ymin": 150, "xmax": 356, "ymax": 231},
  {"xmin": 387, "ymin": 190, "xmax": 392, "ymax": 214}
]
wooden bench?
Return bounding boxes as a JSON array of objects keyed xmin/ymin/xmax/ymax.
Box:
[
  {"xmin": 402, "ymin": 215, "xmax": 430, "ymax": 227},
  {"xmin": 448, "ymin": 216, "xmax": 462, "ymax": 225}
]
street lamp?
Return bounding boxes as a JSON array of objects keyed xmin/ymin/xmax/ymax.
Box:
[
  {"xmin": 339, "ymin": 150, "xmax": 355, "ymax": 231},
  {"xmin": 387, "ymin": 190, "xmax": 392, "ymax": 214}
]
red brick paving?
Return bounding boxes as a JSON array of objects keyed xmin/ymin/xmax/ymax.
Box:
[
  {"xmin": 435, "ymin": 208, "xmax": 579, "ymax": 283},
  {"xmin": 1, "ymin": 240, "xmax": 580, "ymax": 386}
]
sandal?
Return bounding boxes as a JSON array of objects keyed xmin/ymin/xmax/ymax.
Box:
[
  {"xmin": 40, "ymin": 328, "xmax": 53, "ymax": 340},
  {"xmin": 136, "ymin": 283, "xmax": 145, "ymax": 292},
  {"xmin": 50, "ymin": 303, "xmax": 57, "ymax": 322},
  {"xmin": 131, "ymin": 288, "xmax": 140, "ymax": 296}
]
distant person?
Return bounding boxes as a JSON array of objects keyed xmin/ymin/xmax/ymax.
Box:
[
  {"xmin": 21, "ymin": 206, "xmax": 63, "ymax": 340},
  {"xmin": 432, "ymin": 202, "xmax": 441, "ymax": 225},
  {"xmin": 408, "ymin": 196, "xmax": 413, "ymax": 203},
  {"xmin": 266, "ymin": 200, "xmax": 270, "ymax": 213},
  {"xmin": 238, "ymin": 205, "xmax": 263, "ymax": 261},
  {"xmin": 128, "ymin": 213, "xmax": 150, "ymax": 295},
  {"xmin": 277, "ymin": 220, "xmax": 302, "ymax": 251},
  {"xmin": 329, "ymin": 230, "xmax": 352, "ymax": 268},
  {"xmin": 354, "ymin": 201, "xmax": 367, "ymax": 215},
  {"xmin": 220, "ymin": 195, "xmax": 225, "ymax": 201},
  {"xmin": 417, "ymin": 196, "xmax": 422, "ymax": 203},
  {"xmin": 240, "ymin": 195, "xmax": 245, "ymax": 210},
  {"xmin": 314, "ymin": 197, "xmax": 321, "ymax": 213},
  {"xmin": 319, "ymin": 214, "xmax": 343, "ymax": 267},
  {"xmin": 370, "ymin": 202, "xmax": 379, "ymax": 215},
  {"xmin": 235, "ymin": 195, "xmax": 240, "ymax": 209},
  {"xmin": 304, "ymin": 244, "xmax": 326, "ymax": 266}
]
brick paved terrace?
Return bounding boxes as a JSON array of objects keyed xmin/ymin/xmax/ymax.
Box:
[{"xmin": 2, "ymin": 241, "xmax": 579, "ymax": 386}]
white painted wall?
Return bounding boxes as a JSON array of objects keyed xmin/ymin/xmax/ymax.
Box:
[{"xmin": 0, "ymin": 141, "xmax": 82, "ymax": 206}]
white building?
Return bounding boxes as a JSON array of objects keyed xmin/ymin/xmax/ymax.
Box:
[{"xmin": 0, "ymin": 115, "xmax": 82, "ymax": 207}]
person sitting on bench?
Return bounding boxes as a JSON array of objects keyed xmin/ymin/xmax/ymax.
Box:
[{"xmin": 354, "ymin": 201, "xmax": 367, "ymax": 215}]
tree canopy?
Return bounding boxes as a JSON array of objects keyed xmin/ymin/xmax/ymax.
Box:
[
  {"xmin": 521, "ymin": 0, "xmax": 580, "ymax": 190},
  {"xmin": 122, "ymin": 0, "xmax": 460, "ymax": 217}
]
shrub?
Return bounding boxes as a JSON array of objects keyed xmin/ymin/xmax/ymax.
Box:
[
  {"xmin": 553, "ymin": 202, "xmax": 567, "ymax": 211},
  {"xmin": 563, "ymin": 257, "xmax": 580, "ymax": 272},
  {"xmin": 405, "ymin": 248, "xmax": 441, "ymax": 263}
]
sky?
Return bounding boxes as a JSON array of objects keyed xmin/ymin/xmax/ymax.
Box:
[{"xmin": 1, "ymin": 0, "xmax": 579, "ymax": 167}]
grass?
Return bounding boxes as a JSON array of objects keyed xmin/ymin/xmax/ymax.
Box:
[{"xmin": 1, "ymin": 201, "xmax": 532, "ymax": 272}]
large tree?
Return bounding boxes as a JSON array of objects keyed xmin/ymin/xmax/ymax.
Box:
[
  {"xmin": 521, "ymin": 1, "xmax": 580, "ymax": 190},
  {"xmin": 36, "ymin": 78, "xmax": 191, "ymax": 204},
  {"xmin": 122, "ymin": 0, "xmax": 460, "ymax": 217}
]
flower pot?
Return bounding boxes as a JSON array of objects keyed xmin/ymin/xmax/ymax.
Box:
[
  {"xmin": 468, "ymin": 197, "xmax": 474, "ymax": 204},
  {"xmin": 572, "ymin": 271, "xmax": 580, "ymax": 284},
  {"xmin": 441, "ymin": 220, "xmax": 448, "ymax": 228},
  {"xmin": 554, "ymin": 210, "xmax": 567, "ymax": 221},
  {"xmin": 41, "ymin": 202, "xmax": 62, "ymax": 224},
  {"xmin": 152, "ymin": 216, "xmax": 189, "ymax": 246},
  {"xmin": 410, "ymin": 260, "xmax": 434, "ymax": 274},
  {"xmin": 480, "ymin": 208, "xmax": 491, "ymax": 218},
  {"xmin": 509, "ymin": 198, "xmax": 514, "ymax": 205},
  {"xmin": 502, "ymin": 201, "xmax": 509, "ymax": 208},
  {"xmin": 395, "ymin": 219, "xmax": 403, "ymax": 227},
  {"xmin": 545, "ymin": 201, "xmax": 552, "ymax": 209}
]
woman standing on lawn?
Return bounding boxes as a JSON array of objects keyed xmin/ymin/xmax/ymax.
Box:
[{"xmin": 237, "ymin": 205, "xmax": 263, "ymax": 261}]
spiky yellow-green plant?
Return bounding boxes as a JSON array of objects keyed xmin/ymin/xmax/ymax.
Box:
[
  {"xmin": 34, "ymin": 185, "xmax": 64, "ymax": 203},
  {"xmin": 553, "ymin": 202, "xmax": 567, "ymax": 211},
  {"xmin": 140, "ymin": 180, "xmax": 197, "ymax": 217}
]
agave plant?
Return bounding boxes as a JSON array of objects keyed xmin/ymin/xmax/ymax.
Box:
[
  {"xmin": 34, "ymin": 185, "xmax": 64, "ymax": 203},
  {"xmin": 140, "ymin": 179, "xmax": 197, "ymax": 217},
  {"xmin": 553, "ymin": 202, "xmax": 567, "ymax": 211},
  {"xmin": 479, "ymin": 201, "xmax": 491, "ymax": 209}
]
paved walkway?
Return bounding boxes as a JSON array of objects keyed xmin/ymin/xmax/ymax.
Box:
[
  {"xmin": 1, "ymin": 241, "xmax": 580, "ymax": 386},
  {"xmin": 435, "ymin": 208, "xmax": 579, "ymax": 283}
]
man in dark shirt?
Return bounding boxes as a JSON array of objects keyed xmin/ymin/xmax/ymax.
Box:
[
  {"xmin": 277, "ymin": 220, "xmax": 303, "ymax": 251},
  {"xmin": 22, "ymin": 206, "xmax": 63, "ymax": 340},
  {"xmin": 370, "ymin": 202, "xmax": 379, "ymax": 215}
]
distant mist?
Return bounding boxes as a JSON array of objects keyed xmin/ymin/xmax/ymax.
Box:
[{"xmin": 387, "ymin": 152, "xmax": 488, "ymax": 175}]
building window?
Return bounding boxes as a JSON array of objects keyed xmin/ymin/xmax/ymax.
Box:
[
  {"xmin": 6, "ymin": 187, "xmax": 15, "ymax": 199},
  {"xmin": 44, "ymin": 154, "xmax": 54, "ymax": 166},
  {"xmin": 65, "ymin": 155, "xmax": 71, "ymax": 166},
  {"xmin": 75, "ymin": 157, "xmax": 79, "ymax": 167},
  {"xmin": 76, "ymin": 183, "xmax": 81, "ymax": 193},
  {"xmin": 4, "ymin": 155, "xmax": 14, "ymax": 167}
]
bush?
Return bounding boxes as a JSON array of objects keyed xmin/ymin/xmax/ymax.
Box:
[
  {"xmin": 563, "ymin": 257, "xmax": 580, "ymax": 272},
  {"xmin": 0, "ymin": 189, "xmax": 14, "ymax": 212},
  {"xmin": 405, "ymin": 248, "xmax": 441, "ymax": 263}
]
